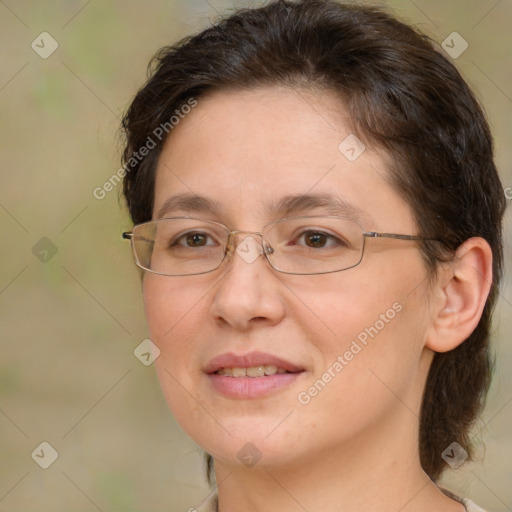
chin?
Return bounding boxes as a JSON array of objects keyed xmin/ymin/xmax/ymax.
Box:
[
  {"xmin": 208, "ymin": 436, "xmax": 300, "ymax": 470},
  {"xmin": 187, "ymin": 413, "xmax": 299, "ymax": 465}
]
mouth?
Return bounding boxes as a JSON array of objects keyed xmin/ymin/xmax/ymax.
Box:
[
  {"xmin": 205, "ymin": 352, "xmax": 305, "ymax": 399},
  {"xmin": 215, "ymin": 365, "xmax": 291, "ymax": 377},
  {"xmin": 205, "ymin": 351, "xmax": 303, "ymax": 375}
]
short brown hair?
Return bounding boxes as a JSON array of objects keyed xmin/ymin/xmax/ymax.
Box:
[{"xmin": 121, "ymin": 0, "xmax": 506, "ymax": 480}]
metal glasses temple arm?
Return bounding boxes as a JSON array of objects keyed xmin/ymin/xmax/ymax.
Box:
[{"xmin": 364, "ymin": 232, "xmax": 438, "ymax": 241}]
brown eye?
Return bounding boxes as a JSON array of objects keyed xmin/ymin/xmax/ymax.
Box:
[
  {"xmin": 185, "ymin": 233, "xmax": 208, "ymax": 247},
  {"xmin": 171, "ymin": 231, "xmax": 215, "ymax": 248},
  {"xmin": 293, "ymin": 230, "xmax": 346, "ymax": 249},
  {"xmin": 304, "ymin": 232, "xmax": 329, "ymax": 248}
]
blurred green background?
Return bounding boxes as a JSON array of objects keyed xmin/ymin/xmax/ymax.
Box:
[{"xmin": 0, "ymin": 1, "xmax": 510, "ymax": 511}]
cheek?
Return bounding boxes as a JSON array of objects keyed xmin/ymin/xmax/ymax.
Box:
[
  {"xmin": 142, "ymin": 277, "xmax": 200, "ymax": 380},
  {"xmin": 143, "ymin": 275, "xmax": 206, "ymax": 342},
  {"xmin": 293, "ymin": 303, "xmax": 425, "ymax": 450},
  {"xmin": 285, "ymin": 269, "xmax": 410, "ymax": 358},
  {"xmin": 143, "ymin": 276, "xmax": 212, "ymax": 430},
  {"xmin": 292, "ymin": 259, "xmax": 429, "ymax": 403}
]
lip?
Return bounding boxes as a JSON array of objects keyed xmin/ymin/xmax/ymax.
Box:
[{"xmin": 204, "ymin": 351, "xmax": 305, "ymax": 399}]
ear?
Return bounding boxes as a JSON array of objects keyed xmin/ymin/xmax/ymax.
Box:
[{"xmin": 425, "ymin": 237, "xmax": 493, "ymax": 353}]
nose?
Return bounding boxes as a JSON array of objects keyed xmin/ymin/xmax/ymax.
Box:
[{"xmin": 209, "ymin": 233, "xmax": 285, "ymax": 331}]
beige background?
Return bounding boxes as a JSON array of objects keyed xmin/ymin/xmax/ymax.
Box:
[{"xmin": 0, "ymin": 1, "xmax": 511, "ymax": 511}]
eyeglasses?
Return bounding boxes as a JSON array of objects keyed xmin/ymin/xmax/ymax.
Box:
[{"xmin": 122, "ymin": 216, "xmax": 439, "ymax": 276}]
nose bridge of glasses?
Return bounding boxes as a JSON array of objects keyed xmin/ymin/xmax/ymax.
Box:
[
  {"xmin": 228, "ymin": 230, "xmax": 261, "ymax": 249},
  {"xmin": 229, "ymin": 229, "xmax": 263, "ymax": 237},
  {"xmin": 226, "ymin": 230, "xmax": 275, "ymax": 261}
]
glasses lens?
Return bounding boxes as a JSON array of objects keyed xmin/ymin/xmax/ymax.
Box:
[
  {"xmin": 263, "ymin": 217, "xmax": 364, "ymax": 274},
  {"xmin": 132, "ymin": 218, "xmax": 228, "ymax": 275}
]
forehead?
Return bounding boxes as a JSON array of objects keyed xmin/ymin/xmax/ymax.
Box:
[{"xmin": 152, "ymin": 86, "xmax": 415, "ymax": 232}]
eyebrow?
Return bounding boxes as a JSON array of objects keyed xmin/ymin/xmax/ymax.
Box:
[
  {"xmin": 156, "ymin": 192, "xmax": 372, "ymax": 225},
  {"xmin": 156, "ymin": 194, "xmax": 223, "ymax": 219},
  {"xmin": 267, "ymin": 192, "xmax": 371, "ymax": 224}
]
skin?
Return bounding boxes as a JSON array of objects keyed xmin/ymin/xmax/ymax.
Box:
[{"xmin": 142, "ymin": 86, "xmax": 492, "ymax": 512}]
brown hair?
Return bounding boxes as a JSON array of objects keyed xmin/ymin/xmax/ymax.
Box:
[{"xmin": 120, "ymin": 0, "xmax": 506, "ymax": 480}]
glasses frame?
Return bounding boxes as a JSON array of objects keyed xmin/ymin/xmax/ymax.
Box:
[{"xmin": 122, "ymin": 215, "xmax": 441, "ymax": 276}]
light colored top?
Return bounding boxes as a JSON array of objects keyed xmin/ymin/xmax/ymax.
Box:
[
  {"xmin": 443, "ymin": 489, "xmax": 488, "ymax": 512},
  {"xmin": 193, "ymin": 489, "xmax": 487, "ymax": 512}
]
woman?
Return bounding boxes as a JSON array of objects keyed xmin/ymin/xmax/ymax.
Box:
[{"xmin": 120, "ymin": 1, "xmax": 505, "ymax": 510}]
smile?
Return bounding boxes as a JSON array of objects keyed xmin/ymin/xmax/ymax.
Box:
[
  {"xmin": 215, "ymin": 365, "xmax": 290, "ymax": 377},
  {"xmin": 205, "ymin": 351, "xmax": 305, "ymax": 398}
]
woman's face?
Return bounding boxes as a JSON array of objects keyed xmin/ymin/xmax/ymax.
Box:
[{"xmin": 144, "ymin": 86, "xmax": 435, "ymax": 469}]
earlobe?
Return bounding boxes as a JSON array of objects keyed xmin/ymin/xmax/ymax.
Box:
[{"xmin": 425, "ymin": 237, "xmax": 493, "ymax": 353}]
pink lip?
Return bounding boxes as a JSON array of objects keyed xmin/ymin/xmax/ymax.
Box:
[{"xmin": 204, "ymin": 351, "xmax": 305, "ymax": 399}]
